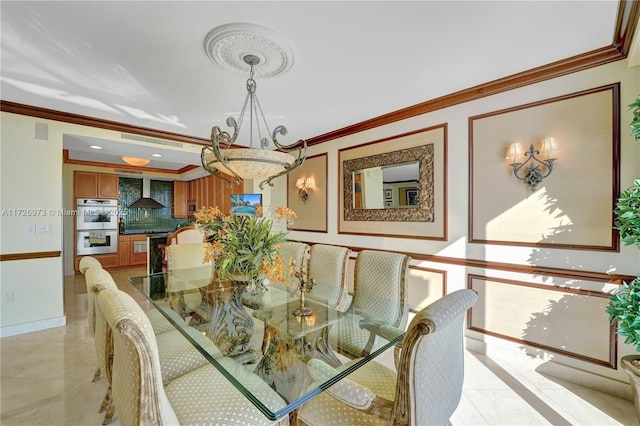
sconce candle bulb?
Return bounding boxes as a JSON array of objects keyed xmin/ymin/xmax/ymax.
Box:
[{"xmin": 507, "ymin": 138, "xmax": 558, "ymax": 192}]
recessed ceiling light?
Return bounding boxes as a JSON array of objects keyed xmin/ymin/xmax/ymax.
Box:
[
  {"xmin": 89, "ymin": 145, "xmax": 102, "ymax": 149},
  {"xmin": 151, "ymin": 154, "xmax": 162, "ymax": 158}
]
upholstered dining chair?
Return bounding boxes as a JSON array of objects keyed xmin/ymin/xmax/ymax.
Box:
[
  {"xmin": 297, "ymin": 289, "xmax": 478, "ymax": 426},
  {"xmin": 330, "ymin": 250, "xmax": 410, "ymax": 359},
  {"xmin": 169, "ymin": 225, "xmax": 205, "ymax": 245},
  {"xmin": 87, "ymin": 272, "xmax": 119, "ymax": 424},
  {"xmin": 90, "ymin": 268, "xmax": 222, "ymax": 424},
  {"xmin": 162, "ymin": 226, "xmax": 206, "ymax": 271},
  {"xmin": 98, "ymin": 287, "xmax": 289, "ymax": 426},
  {"xmin": 164, "ymin": 242, "xmax": 213, "ymax": 319},
  {"xmin": 79, "ymin": 255, "xmax": 103, "ymax": 274},
  {"xmin": 242, "ymin": 241, "xmax": 310, "ymax": 310},
  {"xmin": 306, "ymin": 244, "xmax": 350, "ymax": 312}
]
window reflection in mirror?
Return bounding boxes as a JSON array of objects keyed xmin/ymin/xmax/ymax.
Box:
[{"xmin": 352, "ymin": 161, "xmax": 420, "ymax": 209}]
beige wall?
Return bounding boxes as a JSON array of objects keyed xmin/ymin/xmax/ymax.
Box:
[
  {"xmin": 271, "ymin": 59, "xmax": 640, "ymax": 391},
  {"xmin": 1, "ymin": 58, "xmax": 639, "ymax": 395},
  {"xmin": 1, "ymin": 112, "xmax": 64, "ymax": 334}
]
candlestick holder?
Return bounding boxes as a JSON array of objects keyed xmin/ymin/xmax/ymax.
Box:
[{"xmin": 293, "ymin": 276, "xmax": 315, "ymax": 317}]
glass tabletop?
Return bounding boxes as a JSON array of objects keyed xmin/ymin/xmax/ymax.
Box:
[{"xmin": 128, "ymin": 267, "xmax": 405, "ymax": 420}]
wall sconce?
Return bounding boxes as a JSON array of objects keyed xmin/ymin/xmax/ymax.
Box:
[
  {"xmin": 296, "ymin": 177, "xmax": 314, "ymax": 202},
  {"xmin": 506, "ymin": 137, "xmax": 559, "ymax": 192}
]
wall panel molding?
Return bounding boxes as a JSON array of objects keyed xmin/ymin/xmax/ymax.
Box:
[{"xmin": 468, "ymin": 274, "xmax": 617, "ymax": 369}]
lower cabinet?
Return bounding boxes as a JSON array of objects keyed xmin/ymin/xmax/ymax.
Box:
[
  {"xmin": 75, "ymin": 235, "xmax": 148, "ymax": 272},
  {"xmin": 118, "ymin": 237, "xmax": 131, "ymax": 266},
  {"xmin": 118, "ymin": 235, "xmax": 147, "ymax": 267}
]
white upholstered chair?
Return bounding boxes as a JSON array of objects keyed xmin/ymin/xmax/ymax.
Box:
[
  {"xmin": 330, "ymin": 250, "xmax": 410, "ymax": 359},
  {"xmin": 297, "ymin": 289, "xmax": 478, "ymax": 426},
  {"xmin": 98, "ymin": 287, "xmax": 289, "ymax": 426},
  {"xmin": 306, "ymin": 244, "xmax": 350, "ymax": 312},
  {"xmin": 79, "ymin": 255, "xmax": 103, "ymax": 274},
  {"xmin": 164, "ymin": 242, "xmax": 213, "ymax": 319},
  {"xmin": 91, "ymin": 270, "xmax": 221, "ymax": 424},
  {"xmin": 169, "ymin": 225, "xmax": 205, "ymax": 245},
  {"xmin": 242, "ymin": 241, "xmax": 310, "ymax": 310},
  {"xmin": 87, "ymin": 272, "xmax": 119, "ymax": 424}
]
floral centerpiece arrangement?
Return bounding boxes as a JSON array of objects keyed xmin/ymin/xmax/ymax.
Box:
[{"xmin": 194, "ymin": 205, "xmax": 297, "ymax": 288}]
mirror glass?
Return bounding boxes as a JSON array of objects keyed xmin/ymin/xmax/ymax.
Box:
[
  {"xmin": 352, "ymin": 161, "xmax": 420, "ymax": 209},
  {"xmin": 343, "ymin": 144, "xmax": 435, "ymax": 222}
]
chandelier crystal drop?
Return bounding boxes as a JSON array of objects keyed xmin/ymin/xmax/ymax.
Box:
[{"xmin": 201, "ymin": 54, "xmax": 306, "ymax": 189}]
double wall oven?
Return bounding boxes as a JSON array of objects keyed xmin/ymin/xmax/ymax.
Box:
[{"xmin": 76, "ymin": 199, "xmax": 119, "ymax": 256}]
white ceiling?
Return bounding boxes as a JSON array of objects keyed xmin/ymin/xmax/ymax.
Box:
[{"xmin": 0, "ymin": 1, "xmax": 627, "ymax": 172}]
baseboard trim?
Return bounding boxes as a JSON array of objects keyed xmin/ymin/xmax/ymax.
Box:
[{"xmin": 0, "ymin": 315, "xmax": 66, "ymax": 338}]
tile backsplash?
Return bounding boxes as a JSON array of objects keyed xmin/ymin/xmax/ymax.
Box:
[{"xmin": 119, "ymin": 178, "xmax": 185, "ymax": 232}]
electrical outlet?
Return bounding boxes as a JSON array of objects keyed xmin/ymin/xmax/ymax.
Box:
[
  {"xmin": 5, "ymin": 292, "xmax": 14, "ymax": 303},
  {"xmin": 39, "ymin": 224, "xmax": 52, "ymax": 233}
]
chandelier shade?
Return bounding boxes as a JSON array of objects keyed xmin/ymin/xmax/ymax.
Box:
[{"xmin": 202, "ymin": 148, "xmax": 296, "ymax": 180}]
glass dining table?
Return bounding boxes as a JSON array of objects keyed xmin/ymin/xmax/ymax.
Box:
[{"xmin": 128, "ymin": 267, "xmax": 405, "ymax": 421}]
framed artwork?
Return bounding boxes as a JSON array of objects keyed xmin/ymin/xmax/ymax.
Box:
[{"xmin": 385, "ymin": 189, "xmax": 392, "ymax": 199}]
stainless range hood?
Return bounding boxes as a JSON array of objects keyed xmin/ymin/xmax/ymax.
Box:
[{"xmin": 129, "ymin": 178, "xmax": 165, "ymax": 209}]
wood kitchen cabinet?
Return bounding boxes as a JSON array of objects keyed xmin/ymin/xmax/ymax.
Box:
[
  {"xmin": 172, "ymin": 181, "xmax": 188, "ymax": 218},
  {"xmin": 117, "ymin": 234, "xmax": 147, "ymax": 267},
  {"xmin": 129, "ymin": 234, "xmax": 147, "ymax": 266},
  {"xmin": 187, "ymin": 175, "xmax": 241, "ymax": 215},
  {"xmin": 118, "ymin": 235, "xmax": 131, "ymax": 266},
  {"xmin": 74, "ymin": 171, "xmax": 119, "ymax": 199}
]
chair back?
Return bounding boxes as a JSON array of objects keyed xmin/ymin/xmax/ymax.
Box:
[
  {"xmin": 394, "ymin": 289, "xmax": 477, "ymax": 426},
  {"xmin": 84, "ymin": 266, "xmax": 117, "ymax": 337},
  {"xmin": 98, "ymin": 288, "xmax": 180, "ymax": 425},
  {"xmin": 165, "ymin": 242, "xmax": 213, "ymax": 273},
  {"xmin": 169, "ymin": 226, "xmax": 205, "ymax": 245},
  {"xmin": 91, "ymin": 278, "xmax": 118, "ymax": 385},
  {"xmin": 352, "ymin": 250, "xmax": 410, "ymax": 328},
  {"xmin": 79, "ymin": 256, "xmax": 102, "ymax": 274},
  {"xmin": 307, "ymin": 244, "xmax": 350, "ymax": 311}
]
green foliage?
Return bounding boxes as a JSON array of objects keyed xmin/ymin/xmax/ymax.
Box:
[
  {"xmin": 214, "ymin": 213, "xmax": 288, "ymax": 279},
  {"xmin": 630, "ymin": 97, "xmax": 640, "ymax": 142},
  {"xmin": 607, "ymin": 277, "xmax": 640, "ymax": 352},
  {"xmin": 194, "ymin": 206, "xmax": 295, "ymax": 285},
  {"xmin": 614, "ymin": 178, "xmax": 640, "ymax": 249}
]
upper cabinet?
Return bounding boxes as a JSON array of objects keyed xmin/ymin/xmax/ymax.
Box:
[
  {"xmin": 172, "ymin": 181, "xmax": 188, "ymax": 218},
  {"xmin": 74, "ymin": 171, "xmax": 119, "ymax": 199}
]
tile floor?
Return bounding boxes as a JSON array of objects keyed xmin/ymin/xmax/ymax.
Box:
[{"xmin": 1, "ymin": 267, "xmax": 637, "ymax": 425}]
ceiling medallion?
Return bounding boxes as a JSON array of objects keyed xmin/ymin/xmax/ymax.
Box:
[{"xmin": 203, "ymin": 22, "xmax": 295, "ymax": 78}]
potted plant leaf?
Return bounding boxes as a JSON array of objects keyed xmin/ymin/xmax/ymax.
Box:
[
  {"xmin": 607, "ymin": 97, "xmax": 640, "ymax": 420},
  {"xmin": 606, "ymin": 276, "xmax": 640, "ymax": 420}
]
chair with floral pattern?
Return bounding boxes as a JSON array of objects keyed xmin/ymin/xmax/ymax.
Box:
[{"xmin": 298, "ymin": 289, "xmax": 478, "ymax": 426}]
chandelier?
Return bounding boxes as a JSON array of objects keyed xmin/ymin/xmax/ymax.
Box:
[{"xmin": 201, "ymin": 24, "xmax": 306, "ymax": 189}]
